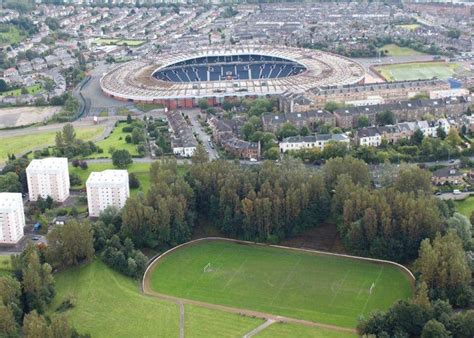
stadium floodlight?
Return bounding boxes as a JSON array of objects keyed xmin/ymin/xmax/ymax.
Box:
[{"xmin": 369, "ymin": 282, "xmax": 375, "ymax": 294}]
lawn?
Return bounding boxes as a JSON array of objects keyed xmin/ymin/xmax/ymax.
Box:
[
  {"xmin": 379, "ymin": 44, "xmax": 424, "ymax": 57},
  {"xmin": 256, "ymin": 322, "xmax": 357, "ymax": 338},
  {"xmin": 50, "ymin": 259, "xmax": 180, "ymax": 338},
  {"xmin": 148, "ymin": 240, "xmax": 413, "ymax": 328},
  {"xmin": 0, "ymin": 125, "xmax": 105, "ymax": 165},
  {"xmin": 93, "ymin": 38, "xmax": 145, "ymax": 47},
  {"xmin": 396, "ymin": 24, "xmax": 421, "ymax": 31},
  {"xmin": 185, "ymin": 304, "xmax": 264, "ymax": 338},
  {"xmin": 0, "ymin": 84, "xmax": 43, "ymax": 97},
  {"xmin": 87, "ymin": 122, "xmax": 139, "ymax": 159},
  {"xmin": 375, "ymin": 62, "xmax": 459, "ymax": 81},
  {"xmin": 0, "ymin": 255, "xmax": 12, "ymax": 276},
  {"xmin": 69, "ymin": 162, "xmax": 152, "ymax": 197},
  {"xmin": 135, "ymin": 102, "xmax": 164, "ymax": 112},
  {"xmin": 51, "ymin": 259, "xmax": 317, "ymax": 338},
  {"xmin": 454, "ymin": 196, "xmax": 474, "ymax": 217}
]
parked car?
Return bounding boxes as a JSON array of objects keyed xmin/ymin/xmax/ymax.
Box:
[{"xmin": 453, "ymin": 189, "xmax": 461, "ymax": 195}]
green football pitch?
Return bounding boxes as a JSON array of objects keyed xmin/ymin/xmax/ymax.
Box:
[
  {"xmin": 375, "ymin": 62, "xmax": 459, "ymax": 81},
  {"xmin": 148, "ymin": 240, "xmax": 413, "ymax": 328}
]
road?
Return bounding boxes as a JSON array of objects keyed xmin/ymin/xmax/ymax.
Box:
[{"xmin": 186, "ymin": 109, "xmax": 219, "ymax": 160}]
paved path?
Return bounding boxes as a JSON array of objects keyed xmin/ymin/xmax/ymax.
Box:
[
  {"xmin": 179, "ymin": 302, "xmax": 185, "ymax": 338},
  {"xmin": 243, "ymin": 319, "xmax": 275, "ymax": 338}
]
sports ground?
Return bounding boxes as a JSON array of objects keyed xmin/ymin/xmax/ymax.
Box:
[
  {"xmin": 374, "ymin": 61, "xmax": 459, "ymax": 81},
  {"xmin": 146, "ymin": 240, "xmax": 413, "ymax": 329}
]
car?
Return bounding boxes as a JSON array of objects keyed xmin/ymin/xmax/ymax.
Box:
[
  {"xmin": 453, "ymin": 189, "xmax": 461, "ymax": 195},
  {"xmin": 449, "ymin": 159, "xmax": 455, "ymax": 164},
  {"xmin": 208, "ymin": 141, "xmax": 215, "ymax": 149},
  {"xmin": 249, "ymin": 158, "xmax": 257, "ymax": 162},
  {"xmin": 435, "ymin": 191, "xmax": 442, "ymax": 195},
  {"xmin": 32, "ymin": 236, "xmax": 40, "ymax": 241}
]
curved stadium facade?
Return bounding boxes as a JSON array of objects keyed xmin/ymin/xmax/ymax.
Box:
[{"xmin": 100, "ymin": 46, "xmax": 365, "ymax": 109}]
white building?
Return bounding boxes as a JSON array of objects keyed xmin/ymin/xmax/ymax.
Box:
[
  {"xmin": 345, "ymin": 95, "xmax": 384, "ymax": 107},
  {"xmin": 279, "ymin": 134, "xmax": 349, "ymax": 153},
  {"xmin": 356, "ymin": 127, "xmax": 382, "ymax": 147},
  {"xmin": 86, "ymin": 170, "xmax": 130, "ymax": 217},
  {"xmin": 429, "ymin": 88, "xmax": 470, "ymax": 99},
  {"xmin": 0, "ymin": 193, "xmax": 25, "ymax": 244},
  {"xmin": 26, "ymin": 158, "xmax": 70, "ymax": 202}
]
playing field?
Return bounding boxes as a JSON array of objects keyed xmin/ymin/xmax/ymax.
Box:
[
  {"xmin": 379, "ymin": 44, "xmax": 424, "ymax": 57},
  {"xmin": 375, "ymin": 62, "xmax": 459, "ymax": 81},
  {"xmin": 148, "ymin": 240, "xmax": 413, "ymax": 328}
]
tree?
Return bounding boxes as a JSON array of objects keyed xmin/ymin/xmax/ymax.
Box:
[
  {"xmin": 126, "ymin": 114, "xmax": 132, "ymax": 124},
  {"xmin": 0, "ymin": 172, "xmax": 22, "ymax": 192},
  {"xmin": 62, "ymin": 124, "xmax": 76, "ymax": 146},
  {"xmin": 394, "ymin": 165, "xmax": 432, "ymax": 196},
  {"xmin": 242, "ymin": 122, "xmax": 255, "ymax": 140},
  {"xmin": 0, "ymin": 306, "xmax": 19, "ymax": 338},
  {"xmin": 0, "ymin": 79, "xmax": 9, "ymax": 92},
  {"xmin": 129, "ymin": 173, "xmax": 140, "ymax": 189},
  {"xmin": 437, "ymin": 126, "xmax": 447, "ymax": 140},
  {"xmin": 264, "ymin": 147, "xmax": 279, "ymax": 160},
  {"xmin": 277, "ymin": 123, "xmax": 298, "ymax": 139},
  {"xmin": 45, "ymin": 220, "xmax": 95, "ymax": 269},
  {"xmin": 300, "ymin": 126, "xmax": 310, "ymax": 136},
  {"xmin": 416, "ymin": 231, "xmax": 471, "ymax": 306},
  {"xmin": 22, "ymin": 311, "xmax": 48, "ymax": 338},
  {"xmin": 446, "ymin": 212, "xmax": 472, "ymax": 247},
  {"xmin": 411, "ymin": 129, "xmax": 425, "ymax": 145},
  {"xmin": 357, "ymin": 116, "xmax": 369, "ymax": 128},
  {"xmin": 421, "ymin": 320, "xmax": 450, "ymax": 338},
  {"xmin": 324, "ymin": 156, "xmax": 370, "ymax": 189},
  {"xmin": 69, "ymin": 173, "xmax": 82, "ymax": 186},
  {"xmin": 191, "ymin": 144, "xmax": 209, "ymax": 164},
  {"xmin": 131, "ymin": 127, "xmax": 144, "ymax": 144},
  {"xmin": 376, "ymin": 110, "xmax": 395, "ymax": 126},
  {"xmin": 112, "ymin": 150, "xmax": 133, "ymax": 168},
  {"xmin": 324, "ymin": 101, "xmax": 343, "ymax": 112},
  {"xmin": 198, "ymin": 98, "xmax": 209, "ymax": 110},
  {"xmin": 446, "ymin": 128, "xmax": 462, "ymax": 147}
]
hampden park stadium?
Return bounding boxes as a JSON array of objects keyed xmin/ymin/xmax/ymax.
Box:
[{"xmin": 100, "ymin": 45, "xmax": 366, "ymax": 109}]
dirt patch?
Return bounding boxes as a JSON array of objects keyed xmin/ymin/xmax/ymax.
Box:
[
  {"xmin": 0, "ymin": 106, "xmax": 60, "ymax": 128},
  {"xmin": 280, "ymin": 223, "xmax": 346, "ymax": 254}
]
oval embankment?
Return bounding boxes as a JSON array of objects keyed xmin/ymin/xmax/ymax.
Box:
[{"xmin": 143, "ymin": 237, "xmax": 414, "ymax": 329}]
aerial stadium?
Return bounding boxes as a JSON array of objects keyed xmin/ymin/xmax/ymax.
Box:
[{"xmin": 100, "ymin": 45, "xmax": 366, "ymax": 109}]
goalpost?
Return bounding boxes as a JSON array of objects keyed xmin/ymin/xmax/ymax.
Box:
[
  {"xmin": 203, "ymin": 263, "xmax": 212, "ymax": 273},
  {"xmin": 369, "ymin": 282, "xmax": 375, "ymax": 294}
]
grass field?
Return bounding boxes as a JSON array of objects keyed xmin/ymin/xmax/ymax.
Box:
[
  {"xmin": 93, "ymin": 38, "xmax": 145, "ymax": 47},
  {"xmin": 50, "ymin": 259, "xmax": 180, "ymax": 338},
  {"xmin": 50, "ymin": 259, "xmax": 336, "ymax": 337},
  {"xmin": 0, "ymin": 255, "xmax": 12, "ymax": 277},
  {"xmin": 454, "ymin": 196, "xmax": 474, "ymax": 217},
  {"xmin": 0, "ymin": 84, "xmax": 43, "ymax": 97},
  {"xmin": 375, "ymin": 62, "xmax": 459, "ymax": 81},
  {"xmin": 69, "ymin": 162, "xmax": 152, "ymax": 196},
  {"xmin": 88, "ymin": 122, "xmax": 139, "ymax": 158},
  {"xmin": 396, "ymin": 24, "xmax": 421, "ymax": 31},
  {"xmin": 256, "ymin": 322, "xmax": 357, "ymax": 338},
  {"xmin": 185, "ymin": 304, "xmax": 264, "ymax": 338},
  {"xmin": 0, "ymin": 125, "xmax": 105, "ymax": 164},
  {"xmin": 379, "ymin": 44, "xmax": 424, "ymax": 57},
  {"xmin": 149, "ymin": 240, "xmax": 413, "ymax": 328}
]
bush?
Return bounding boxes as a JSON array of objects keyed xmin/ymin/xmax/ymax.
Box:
[
  {"xmin": 56, "ymin": 294, "xmax": 76, "ymax": 313},
  {"xmin": 122, "ymin": 126, "xmax": 133, "ymax": 133},
  {"xmin": 72, "ymin": 159, "xmax": 80, "ymax": 167},
  {"xmin": 69, "ymin": 173, "xmax": 82, "ymax": 186},
  {"xmin": 79, "ymin": 161, "xmax": 88, "ymax": 170},
  {"xmin": 129, "ymin": 173, "xmax": 140, "ymax": 189},
  {"xmin": 125, "ymin": 135, "xmax": 132, "ymax": 143}
]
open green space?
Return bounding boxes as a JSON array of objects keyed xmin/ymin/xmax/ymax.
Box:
[
  {"xmin": 0, "ymin": 84, "xmax": 43, "ymax": 97},
  {"xmin": 50, "ymin": 259, "xmax": 179, "ymax": 338},
  {"xmin": 51, "ymin": 259, "xmax": 322, "ymax": 337},
  {"xmin": 379, "ymin": 44, "xmax": 424, "ymax": 57},
  {"xmin": 93, "ymin": 38, "xmax": 145, "ymax": 47},
  {"xmin": 88, "ymin": 122, "xmax": 139, "ymax": 159},
  {"xmin": 69, "ymin": 161, "xmax": 152, "ymax": 197},
  {"xmin": 375, "ymin": 62, "xmax": 459, "ymax": 81},
  {"xmin": 396, "ymin": 24, "xmax": 421, "ymax": 31},
  {"xmin": 135, "ymin": 102, "xmax": 164, "ymax": 112},
  {"xmin": 454, "ymin": 196, "xmax": 474, "ymax": 217},
  {"xmin": 149, "ymin": 240, "xmax": 413, "ymax": 328},
  {"xmin": 185, "ymin": 304, "xmax": 264, "ymax": 338},
  {"xmin": 0, "ymin": 25, "xmax": 24, "ymax": 45},
  {"xmin": 0, "ymin": 125, "xmax": 104, "ymax": 164},
  {"xmin": 256, "ymin": 322, "xmax": 356, "ymax": 338},
  {"xmin": 0, "ymin": 255, "xmax": 12, "ymax": 276}
]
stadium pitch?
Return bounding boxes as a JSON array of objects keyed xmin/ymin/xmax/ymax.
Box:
[
  {"xmin": 146, "ymin": 240, "xmax": 413, "ymax": 328},
  {"xmin": 375, "ymin": 61, "xmax": 459, "ymax": 81}
]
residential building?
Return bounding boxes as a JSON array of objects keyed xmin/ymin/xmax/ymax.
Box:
[
  {"xmin": 279, "ymin": 134, "xmax": 349, "ymax": 153},
  {"xmin": 165, "ymin": 111, "xmax": 197, "ymax": 158},
  {"xmin": 355, "ymin": 127, "xmax": 382, "ymax": 147},
  {"xmin": 86, "ymin": 170, "xmax": 130, "ymax": 217},
  {"xmin": 26, "ymin": 157, "xmax": 70, "ymax": 202},
  {"xmin": 432, "ymin": 167, "xmax": 464, "ymax": 186},
  {"xmin": 262, "ymin": 110, "xmax": 335, "ymax": 133},
  {"xmin": 0, "ymin": 193, "xmax": 25, "ymax": 244}
]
